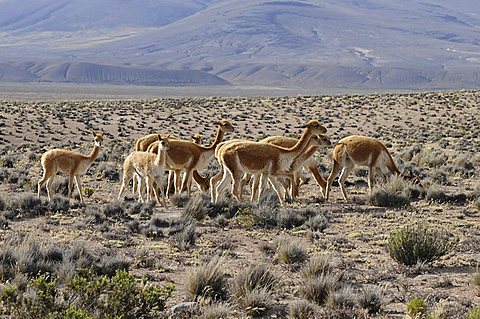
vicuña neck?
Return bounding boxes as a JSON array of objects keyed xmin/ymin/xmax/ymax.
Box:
[
  {"xmin": 205, "ymin": 127, "xmax": 225, "ymax": 151},
  {"xmin": 155, "ymin": 147, "xmax": 167, "ymax": 166},
  {"xmin": 87, "ymin": 144, "xmax": 101, "ymax": 164},
  {"xmin": 286, "ymin": 127, "xmax": 313, "ymax": 155}
]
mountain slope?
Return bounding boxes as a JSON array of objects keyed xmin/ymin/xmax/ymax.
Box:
[
  {"xmin": 0, "ymin": 62, "xmax": 229, "ymax": 86},
  {"xmin": 0, "ymin": 0, "xmax": 479, "ymax": 89}
]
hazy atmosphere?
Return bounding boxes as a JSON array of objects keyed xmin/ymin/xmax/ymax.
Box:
[{"xmin": 1, "ymin": 0, "xmax": 480, "ymax": 90}]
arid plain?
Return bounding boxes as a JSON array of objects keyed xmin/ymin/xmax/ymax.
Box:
[{"xmin": 0, "ymin": 88, "xmax": 479, "ymax": 318}]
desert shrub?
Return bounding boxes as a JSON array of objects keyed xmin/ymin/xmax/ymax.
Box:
[
  {"xmin": 0, "ymin": 238, "xmax": 100, "ymax": 282},
  {"xmin": 467, "ymin": 307, "xmax": 480, "ymax": 319},
  {"xmin": 473, "ymin": 197, "xmax": 480, "ymax": 212},
  {"xmin": 258, "ymin": 189, "xmax": 281, "ymax": 208},
  {"xmin": 299, "ymin": 274, "xmax": 339, "ymax": 305},
  {"xmin": 306, "ymin": 214, "xmax": 329, "ymax": 241},
  {"xmin": 201, "ymin": 302, "xmax": 232, "ymax": 319},
  {"xmin": 369, "ymin": 175, "xmax": 411, "ymax": 207},
  {"xmin": 449, "ymin": 154, "xmax": 476, "ymax": 177},
  {"xmin": 276, "ymin": 241, "xmax": 309, "ymax": 265},
  {"xmin": 388, "ymin": 225, "xmax": 458, "ymax": 266},
  {"xmin": 102, "ymin": 202, "xmax": 126, "ymax": 219},
  {"xmin": 358, "ymin": 285, "xmax": 384, "ymax": 314},
  {"xmin": 0, "ymin": 195, "xmax": 5, "ymax": 211},
  {"xmin": 326, "ymin": 285, "xmax": 356, "ymax": 309},
  {"xmin": 214, "ymin": 214, "xmax": 229, "ymax": 227},
  {"xmin": 406, "ymin": 296, "xmax": 428, "ymax": 318},
  {"xmin": 95, "ymin": 162, "xmax": 120, "ymax": 181},
  {"xmin": 0, "ymin": 154, "xmax": 16, "ymax": 168},
  {"xmin": 46, "ymin": 195, "xmax": 70, "ymax": 213},
  {"xmin": 430, "ymin": 169, "xmax": 450, "ymax": 185},
  {"xmin": 0, "ymin": 168, "xmax": 10, "ymax": 183},
  {"xmin": 170, "ymin": 194, "xmax": 190, "ymax": 208},
  {"xmin": 474, "ymin": 269, "xmax": 480, "ymax": 291},
  {"xmin": 185, "ymin": 256, "xmax": 228, "ymax": 301},
  {"xmin": 318, "ymin": 307, "xmax": 366, "ymax": 319},
  {"xmin": 425, "ymin": 183, "xmax": 449, "ymax": 203},
  {"xmin": 301, "ymin": 255, "xmax": 333, "ymax": 278},
  {"xmin": 411, "ymin": 148, "xmax": 447, "ymax": 168},
  {"xmin": 170, "ymin": 218, "xmax": 197, "ymax": 250},
  {"xmin": 288, "ymin": 300, "xmax": 317, "ymax": 319},
  {"xmin": 17, "ymin": 194, "xmax": 48, "ymax": 217},
  {"xmin": 184, "ymin": 194, "xmax": 209, "ymax": 221},
  {"xmin": 95, "ymin": 255, "xmax": 131, "ymax": 277},
  {"xmin": 239, "ymin": 288, "xmax": 273, "ymax": 316},
  {"xmin": 0, "ymin": 246, "xmax": 17, "ymax": 281},
  {"xmin": 276, "ymin": 209, "xmax": 306, "ymax": 229},
  {"xmin": 251, "ymin": 202, "xmax": 279, "ymax": 228},
  {"xmin": 207, "ymin": 200, "xmax": 245, "ymax": 219},
  {"xmin": 231, "ymin": 263, "xmax": 276, "ymax": 301},
  {"xmin": 138, "ymin": 215, "xmax": 169, "ymax": 239}
]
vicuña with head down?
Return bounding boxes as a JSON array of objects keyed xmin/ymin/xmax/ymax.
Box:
[{"xmin": 325, "ymin": 135, "xmax": 419, "ymax": 201}]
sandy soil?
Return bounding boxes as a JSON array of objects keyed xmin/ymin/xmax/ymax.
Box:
[{"xmin": 0, "ymin": 89, "xmax": 479, "ymax": 318}]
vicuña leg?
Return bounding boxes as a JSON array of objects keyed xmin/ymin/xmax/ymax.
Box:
[
  {"xmin": 338, "ymin": 161, "xmax": 354, "ymax": 201},
  {"xmin": 75, "ymin": 175, "xmax": 84, "ymax": 203}
]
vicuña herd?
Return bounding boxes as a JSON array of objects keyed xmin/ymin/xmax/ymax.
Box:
[{"xmin": 38, "ymin": 119, "xmax": 419, "ymax": 206}]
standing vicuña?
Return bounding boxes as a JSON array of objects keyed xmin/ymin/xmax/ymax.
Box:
[
  {"xmin": 325, "ymin": 135, "xmax": 414, "ymax": 201},
  {"xmin": 118, "ymin": 135, "xmax": 170, "ymax": 206},
  {"xmin": 38, "ymin": 132, "xmax": 104, "ymax": 203},
  {"xmin": 214, "ymin": 120, "xmax": 327, "ymax": 205}
]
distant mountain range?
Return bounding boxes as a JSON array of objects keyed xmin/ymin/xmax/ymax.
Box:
[{"xmin": 0, "ymin": 0, "xmax": 479, "ymax": 89}]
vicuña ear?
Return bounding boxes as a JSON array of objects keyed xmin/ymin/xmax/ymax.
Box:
[{"xmin": 157, "ymin": 134, "xmax": 162, "ymax": 141}]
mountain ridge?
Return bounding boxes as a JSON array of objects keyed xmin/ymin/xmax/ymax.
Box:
[{"xmin": 0, "ymin": 0, "xmax": 479, "ymax": 89}]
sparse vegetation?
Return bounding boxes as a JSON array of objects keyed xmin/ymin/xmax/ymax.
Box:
[{"xmin": 0, "ymin": 91, "xmax": 479, "ymax": 317}]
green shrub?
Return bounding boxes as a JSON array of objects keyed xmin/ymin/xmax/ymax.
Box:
[
  {"xmin": 388, "ymin": 224, "xmax": 458, "ymax": 266},
  {"xmin": 467, "ymin": 307, "xmax": 480, "ymax": 319},
  {"xmin": 2, "ymin": 270, "xmax": 174, "ymax": 319},
  {"xmin": 83, "ymin": 187, "xmax": 94, "ymax": 198},
  {"xmin": 185, "ymin": 256, "xmax": 228, "ymax": 301},
  {"xmin": 406, "ymin": 296, "xmax": 428, "ymax": 317}
]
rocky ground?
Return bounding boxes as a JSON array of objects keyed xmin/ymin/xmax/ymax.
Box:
[{"xmin": 0, "ymin": 90, "xmax": 479, "ymax": 318}]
